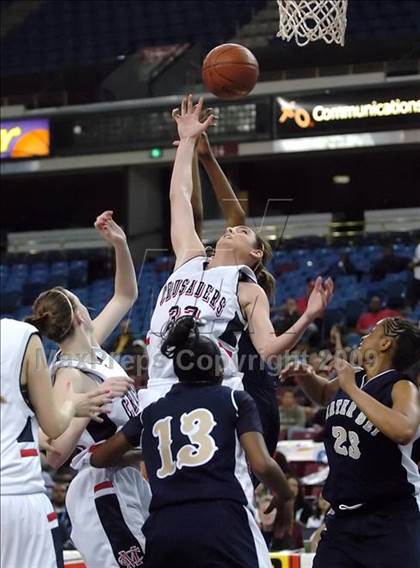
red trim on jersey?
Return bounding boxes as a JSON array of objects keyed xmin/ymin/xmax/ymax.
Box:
[
  {"xmin": 47, "ymin": 512, "xmax": 57, "ymax": 522},
  {"xmin": 94, "ymin": 480, "xmax": 114, "ymax": 493},
  {"xmin": 20, "ymin": 448, "xmax": 39, "ymax": 457},
  {"xmin": 218, "ymin": 342, "xmax": 232, "ymax": 358},
  {"xmin": 88, "ymin": 444, "xmax": 99, "ymax": 453},
  {"xmin": 144, "ymin": 335, "xmax": 150, "ymax": 345}
]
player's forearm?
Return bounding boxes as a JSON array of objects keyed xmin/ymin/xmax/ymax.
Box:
[
  {"xmin": 112, "ymin": 240, "xmax": 138, "ymax": 304},
  {"xmin": 90, "ymin": 432, "xmax": 133, "ymax": 468},
  {"xmin": 199, "ymin": 154, "xmax": 246, "ymax": 226},
  {"xmin": 346, "ymin": 385, "xmax": 417, "ymax": 445},
  {"xmin": 263, "ymin": 312, "xmax": 315, "ymax": 359},
  {"xmin": 256, "ymin": 458, "xmax": 294, "ymax": 501},
  {"xmin": 191, "ymin": 151, "xmax": 204, "ymax": 238},
  {"xmin": 46, "ymin": 416, "xmax": 89, "ymax": 469},
  {"xmin": 170, "ymin": 139, "xmax": 196, "ymax": 202},
  {"xmin": 297, "ymin": 373, "xmax": 334, "ymax": 406}
]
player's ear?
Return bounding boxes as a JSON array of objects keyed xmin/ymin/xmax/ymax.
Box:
[
  {"xmin": 250, "ymin": 248, "xmax": 263, "ymax": 263},
  {"xmin": 74, "ymin": 309, "xmax": 84, "ymax": 326},
  {"xmin": 379, "ymin": 336, "xmax": 393, "ymax": 353}
]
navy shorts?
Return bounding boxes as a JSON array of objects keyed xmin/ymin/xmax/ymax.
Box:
[
  {"xmin": 313, "ymin": 499, "xmax": 420, "ymax": 568},
  {"xmin": 142, "ymin": 500, "xmax": 269, "ymax": 568}
]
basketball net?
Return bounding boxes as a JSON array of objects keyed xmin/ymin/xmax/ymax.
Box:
[{"xmin": 277, "ymin": 0, "xmax": 348, "ymax": 47}]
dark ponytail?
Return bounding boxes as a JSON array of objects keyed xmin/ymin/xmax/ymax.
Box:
[
  {"xmin": 253, "ymin": 233, "xmax": 275, "ymax": 299},
  {"xmin": 161, "ymin": 316, "xmax": 223, "ymax": 384}
]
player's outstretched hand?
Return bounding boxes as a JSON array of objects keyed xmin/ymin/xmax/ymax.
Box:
[
  {"xmin": 102, "ymin": 376, "xmax": 135, "ymax": 398},
  {"xmin": 172, "ymin": 95, "xmax": 215, "ymax": 140},
  {"xmin": 306, "ymin": 276, "xmax": 334, "ymax": 320},
  {"xmin": 279, "ymin": 361, "xmax": 315, "ymax": 383},
  {"xmin": 66, "ymin": 382, "xmax": 113, "ymax": 423},
  {"xmin": 94, "ymin": 210, "xmax": 127, "ymax": 247},
  {"xmin": 334, "ymin": 357, "xmax": 357, "ymax": 394}
]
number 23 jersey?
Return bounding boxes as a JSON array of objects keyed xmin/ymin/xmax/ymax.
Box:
[{"xmin": 323, "ymin": 368, "xmax": 420, "ymax": 510}]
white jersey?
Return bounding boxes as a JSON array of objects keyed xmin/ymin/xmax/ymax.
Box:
[
  {"xmin": 52, "ymin": 347, "xmax": 140, "ymax": 470},
  {"xmin": 0, "ymin": 318, "xmax": 45, "ymax": 495},
  {"xmin": 147, "ymin": 255, "xmax": 257, "ymax": 392},
  {"xmin": 52, "ymin": 348, "xmax": 151, "ymax": 567}
]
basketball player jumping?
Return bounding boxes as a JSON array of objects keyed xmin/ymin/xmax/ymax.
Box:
[
  {"xmin": 91, "ymin": 315, "xmax": 295, "ymax": 568},
  {"xmin": 27, "ymin": 211, "xmax": 151, "ymax": 568},
  {"xmin": 142, "ymin": 94, "xmax": 334, "ymax": 410},
  {"xmin": 281, "ymin": 317, "xmax": 420, "ymax": 568},
  {"xmin": 0, "ymin": 317, "xmax": 111, "ymax": 568},
  {"xmin": 191, "ymin": 128, "xmax": 282, "ymax": 456}
]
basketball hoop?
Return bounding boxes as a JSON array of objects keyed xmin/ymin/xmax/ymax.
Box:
[{"xmin": 276, "ymin": 0, "xmax": 348, "ymax": 47}]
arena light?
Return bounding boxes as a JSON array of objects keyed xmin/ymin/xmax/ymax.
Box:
[
  {"xmin": 149, "ymin": 148, "xmax": 163, "ymax": 159},
  {"xmin": 333, "ymin": 175, "xmax": 350, "ymax": 184}
]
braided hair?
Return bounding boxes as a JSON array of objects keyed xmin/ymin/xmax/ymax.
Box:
[
  {"xmin": 382, "ymin": 318, "xmax": 420, "ymax": 372},
  {"xmin": 161, "ymin": 316, "xmax": 223, "ymax": 384}
]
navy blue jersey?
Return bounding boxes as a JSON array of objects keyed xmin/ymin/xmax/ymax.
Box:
[
  {"xmin": 239, "ymin": 333, "xmax": 279, "ymax": 456},
  {"xmin": 122, "ymin": 383, "xmax": 262, "ymax": 512},
  {"xmin": 323, "ymin": 368, "xmax": 420, "ymax": 511}
]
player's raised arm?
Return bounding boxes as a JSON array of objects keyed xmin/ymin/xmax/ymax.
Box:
[
  {"xmin": 170, "ymin": 95, "xmax": 214, "ymax": 268},
  {"xmin": 280, "ymin": 361, "xmax": 340, "ymax": 407},
  {"xmin": 91, "ymin": 210, "xmax": 138, "ymax": 346},
  {"xmin": 239, "ymin": 276, "xmax": 334, "ymax": 361},
  {"xmin": 194, "ymin": 132, "xmax": 246, "ymax": 231},
  {"xmin": 335, "ymin": 359, "xmax": 420, "ymax": 445}
]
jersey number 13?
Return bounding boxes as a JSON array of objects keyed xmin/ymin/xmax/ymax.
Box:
[{"xmin": 152, "ymin": 409, "xmax": 218, "ymax": 479}]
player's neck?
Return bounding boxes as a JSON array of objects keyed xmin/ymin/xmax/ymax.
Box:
[
  {"xmin": 364, "ymin": 357, "xmax": 393, "ymax": 381},
  {"xmin": 59, "ymin": 330, "xmax": 95, "ymax": 359},
  {"xmin": 208, "ymin": 249, "xmax": 248, "ymax": 268}
]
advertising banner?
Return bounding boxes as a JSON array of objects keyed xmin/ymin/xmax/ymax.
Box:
[
  {"xmin": 0, "ymin": 118, "xmax": 50, "ymax": 159},
  {"xmin": 275, "ymin": 86, "xmax": 420, "ymax": 138}
]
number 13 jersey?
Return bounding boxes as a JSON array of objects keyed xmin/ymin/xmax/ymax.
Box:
[{"xmin": 146, "ymin": 256, "xmax": 257, "ymax": 400}]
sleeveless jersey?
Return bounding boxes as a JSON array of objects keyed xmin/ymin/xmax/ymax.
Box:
[
  {"xmin": 147, "ymin": 256, "xmax": 257, "ymax": 391},
  {"xmin": 0, "ymin": 318, "xmax": 46, "ymax": 495},
  {"xmin": 52, "ymin": 347, "xmax": 140, "ymax": 470},
  {"xmin": 323, "ymin": 368, "xmax": 420, "ymax": 511},
  {"xmin": 122, "ymin": 383, "xmax": 262, "ymax": 512}
]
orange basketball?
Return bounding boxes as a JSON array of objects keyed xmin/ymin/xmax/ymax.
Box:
[
  {"xmin": 202, "ymin": 43, "xmax": 259, "ymax": 101},
  {"xmin": 11, "ymin": 129, "xmax": 50, "ymax": 158}
]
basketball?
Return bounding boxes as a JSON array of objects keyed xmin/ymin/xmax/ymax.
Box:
[{"xmin": 202, "ymin": 43, "xmax": 259, "ymax": 101}]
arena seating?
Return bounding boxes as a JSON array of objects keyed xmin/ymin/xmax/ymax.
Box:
[
  {"xmin": 3, "ymin": 0, "xmax": 420, "ymax": 76},
  {"xmin": 1, "ymin": 239, "xmax": 417, "ymax": 355},
  {"xmin": 2, "ymin": 0, "xmax": 262, "ymax": 75}
]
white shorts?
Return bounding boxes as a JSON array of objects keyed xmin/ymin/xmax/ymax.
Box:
[
  {"xmin": 1, "ymin": 492, "xmax": 60, "ymax": 568},
  {"xmin": 66, "ymin": 465, "xmax": 151, "ymax": 568},
  {"xmin": 139, "ymin": 375, "xmax": 244, "ymax": 410}
]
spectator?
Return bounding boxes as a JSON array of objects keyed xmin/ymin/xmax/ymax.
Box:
[
  {"xmin": 323, "ymin": 253, "xmax": 363, "ymax": 281},
  {"xmin": 371, "ymin": 245, "xmax": 410, "ymax": 281},
  {"xmin": 51, "ymin": 482, "xmax": 73, "ymax": 550},
  {"xmin": 279, "ymin": 388, "xmax": 306, "ymax": 436},
  {"xmin": 112, "ymin": 318, "xmax": 133, "ymax": 355},
  {"xmin": 271, "ymin": 475, "xmax": 310, "ymax": 551},
  {"xmin": 411, "ymin": 240, "xmax": 420, "ymax": 304},
  {"xmin": 306, "ymin": 494, "xmax": 330, "ymax": 529},
  {"xmin": 272, "ymin": 298, "xmax": 300, "ymax": 335},
  {"xmin": 356, "ymin": 296, "xmax": 400, "ymax": 335}
]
